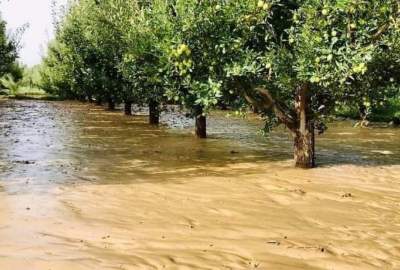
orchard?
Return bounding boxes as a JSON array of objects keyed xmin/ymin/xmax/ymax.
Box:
[
  {"xmin": 39, "ymin": 0, "xmax": 400, "ymax": 168},
  {"xmin": 2, "ymin": 1, "xmax": 400, "ymax": 268}
]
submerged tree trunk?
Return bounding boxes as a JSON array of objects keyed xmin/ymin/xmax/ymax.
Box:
[
  {"xmin": 78, "ymin": 95, "xmax": 86, "ymax": 102},
  {"xmin": 294, "ymin": 84, "xmax": 315, "ymax": 168},
  {"xmin": 358, "ymin": 102, "xmax": 369, "ymax": 127},
  {"xmin": 108, "ymin": 97, "xmax": 115, "ymax": 110},
  {"xmin": 124, "ymin": 101, "xmax": 132, "ymax": 115},
  {"xmin": 358, "ymin": 103, "xmax": 367, "ymax": 121},
  {"xmin": 241, "ymin": 82, "xmax": 316, "ymax": 168},
  {"xmin": 149, "ymin": 100, "xmax": 160, "ymax": 125},
  {"xmin": 195, "ymin": 106, "xmax": 207, "ymax": 138},
  {"xmin": 294, "ymin": 122, "xmax": 315, "ymax": 168},
  {"xmin": 95, "ymin": 98, "xmax": 102, "ymax": 106}
]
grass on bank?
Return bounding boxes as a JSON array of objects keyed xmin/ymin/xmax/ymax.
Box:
[
  {"xmin": 0, "ymin": 87, "xmax": 60, "ymax": 100},
  {"xmin": 1, "ymin": 84, "xmax": 399, "ymax": 124},
  {"xmin": 335, "ymin": 99, "xmax": 400, "ymax": 123}
]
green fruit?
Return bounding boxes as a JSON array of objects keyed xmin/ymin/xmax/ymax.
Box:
[
  {"xmin": 293, "ymin": 14, "xmax": 299, "ymax": 23},
  {"xmin": 177, "ymin": 48, "xmax": 183, "ymax": 56},
  {"xmin": 353, "ymin": 63, "xmax": 367, "ymax": 74},
  {"xmin": 322, "ymin": 9, "xmax": 329, "ymax": 16},
  {"xmin": 311, "ymin": 76, "xmax": 321, "ymax": 83}
]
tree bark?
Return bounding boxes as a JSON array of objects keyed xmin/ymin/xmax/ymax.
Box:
[
  {"xmin": 124, "ymin": 101, "xmax": 132, "ymax": 115},
  {"xmin": 294, "ymin": 84, "xmax": 315, "ymax": 168},
  {"xmin": 195, "ymin": 106, "xmax": 207, "ymax": 138},
  {"xmin": 149, "ymin": 100, "xmax": 160, "ymax": 125},
  {"xmin": 294, "ymin": 122, "xmax": 315, "ymax": 168}
]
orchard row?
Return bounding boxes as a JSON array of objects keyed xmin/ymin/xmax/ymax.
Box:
[{"xmin": 41, "ymin": 0, "xmax": 400, "ymax": 168}]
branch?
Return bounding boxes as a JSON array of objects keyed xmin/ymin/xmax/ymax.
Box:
[
  {"xmin": 372, "ymin": 23, "xmax": 390, "ymax": 41},
  {"xmin": 243, "ymin": 86, "xmax": 298, "ymax": 133}
]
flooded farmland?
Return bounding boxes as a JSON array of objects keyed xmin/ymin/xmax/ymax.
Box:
[{"xmin": 0, "ymin": 100, "xmax": 399, "ymax": 270}]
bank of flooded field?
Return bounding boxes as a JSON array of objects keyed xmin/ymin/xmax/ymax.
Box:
[{"xmin": 0, "ymin": 100, "xmax": 399, "ymax": 270}]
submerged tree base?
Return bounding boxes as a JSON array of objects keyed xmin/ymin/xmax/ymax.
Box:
[
  {"xmin": 108, "ymin": 100, "xmax": 116, "ymax": 111},
  {"xmin": 194, "ymin": 106, "xmax": 207, "ymax": 138},
  {"xmin": 294, "ymin": 130, "xmax": 315, "ymax": 168},
  {"xmin": 124, "ymin": 102, "xmax": 132, "ymax": 115},
  {"xmin": 149, "ymin": 100, "xmax": 160, "ymax": 125},
  {"xmin": 195, "ymin": 115, "xmax": 207, "ymax": 138}
]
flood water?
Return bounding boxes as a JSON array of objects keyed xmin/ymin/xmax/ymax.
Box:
[
  {"xmin": 1, "ymin": 100, "xmax": 399, "ymax": 189},
  {"xmin": 0, "ymin": 100, "xmax": 399, "ymax": 269}
]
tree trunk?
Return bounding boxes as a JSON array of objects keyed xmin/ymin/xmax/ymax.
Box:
[
  {"xmin": 294, "ymin": 121, "xmax": 315, "ymax": 168},
  {"xmin": 124, "ymin": 101, "xmax": 132, "ymax": 115},
  {"xmin": 240, "ymin": 83, "xmax": 316, "ymax": 168},
  {"xmin": 95, "ymin": 98, "xmax": 102, "ymax": 106},
  {"xmin": 195, "ymin": 106, "xmax": 207, "ymax": 138},
  {"xmin": 358, "ymin": 102, "xmax": 369, "ymax": 127},
  {"xmin": 293, "ymin": 84, "xmax": 315, "ymax": 168},
  {"xmin": 358, "ymin": 102, "xmax": 367, "ymax": 121},
  {"xmin": 149, "ymin": 100, "xmax": 160, "ymax": 125},
  {"xmin": 108, "ymin": 98, "xmax": 115, "ymax": 110}
]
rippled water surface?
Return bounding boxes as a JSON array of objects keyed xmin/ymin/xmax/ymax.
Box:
[
  {"xmin": 1, "ymin": 100, "xmax": 399, "ymax": 189},
  {"xmin": 0, "ymin": 100, "xmax": 399, "ymax": 270}
]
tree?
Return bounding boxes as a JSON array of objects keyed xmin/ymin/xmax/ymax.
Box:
[
  {"xmin": 120, "ymin": 0, "xmax": 174, "ymax": 122},
  {"xmin": 0, "ymin": 14, "xmax": 18, "ymax": 77},
  {"xmin": 338, "ymin": 41, "xmax": 400, "ymax": 124},
  {"xmin": 264, "ymin": 0, "xmax": 400, "ymax": 167},
  {"xmin": 164, "ymin": 0, "xmax": 241, "ymax": 137},
  {"xmin": 41, "ymin": 0, "xmax": 120, "ymax": 104}
]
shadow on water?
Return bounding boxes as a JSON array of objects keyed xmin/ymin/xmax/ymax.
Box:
[{"xmin": 0, "ymin": 100, "xmax": 399, "ymax": 190}]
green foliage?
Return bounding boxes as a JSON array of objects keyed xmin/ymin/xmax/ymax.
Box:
[
  {"xmin": 120, "ymin": 0, "xmax": 173, "ymax": 105},
  {"xmin": 0, "ymin": 74, "xmax": 23, "ymax": 95},
  {"xmin": 0, "ymin": 15, "xmax": 18, "ymax": 77},
  {"xmin": 41, "ymin": 0, "xmax": 400, "ymax": 126}
]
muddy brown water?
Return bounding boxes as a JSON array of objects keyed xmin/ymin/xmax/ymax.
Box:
[{"xmin": 0, "ymin": 100, "xmax": 399, "ymax": 269}]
